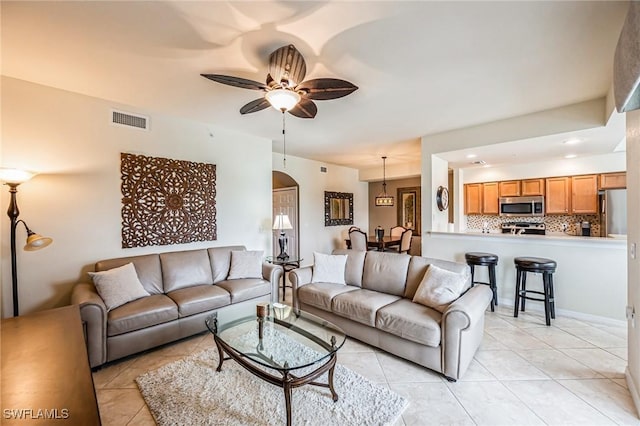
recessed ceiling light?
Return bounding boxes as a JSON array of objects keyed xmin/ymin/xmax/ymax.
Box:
[
  {"xmin": 564, "ymin": 154, "xmax": 577, "ymax": 159},
  {"xmin": 563, "ymin": 138, "xmax": 581, "ymax": 145},
  {"xmin": 466, "ymin": 154, "xmax": 477, "ymax": 159}
]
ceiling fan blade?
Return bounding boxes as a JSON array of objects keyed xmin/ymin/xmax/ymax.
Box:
[
  {"xmin": 297, "ymin": 78, "xmax": 358, "ymax": 100},
  {"xmin": 268, "ymin": 44, "xmax": 307, "ymax": 88},
  {"xmin": 201, "ymin": 74, "xmax": 268, "ymax": 91},
  {"xmin": 240, "ymin": 98, "xmax": 271, "ymax": 115},
  {"xmin": 288, "ymin": 98, "xmax": 317, "ymax": 119}
]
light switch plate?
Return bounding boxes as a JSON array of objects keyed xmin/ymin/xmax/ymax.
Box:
[{"xmin": 631, "ymin": 243, "xmax": 637, "ymax": 259}]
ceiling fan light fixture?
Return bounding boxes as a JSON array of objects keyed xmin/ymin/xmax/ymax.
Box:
[{"xmin": 265, "ymin": 89, "xmax": 301, "ymax": 112}]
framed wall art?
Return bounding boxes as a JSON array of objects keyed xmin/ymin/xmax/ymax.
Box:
[
  {"xmin": 397, "ymin": 186, "xmax": 421, "ymax": 233},
  {"xmin": 120, "ymin": 153, "xmax": 217, "ymax": 248},
  {"xmin": 324, "ymin": 191, "xmax": 353, "ymax": 226}
]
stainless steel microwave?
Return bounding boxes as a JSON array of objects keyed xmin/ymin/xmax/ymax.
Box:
[{"xmin": 499, "ymin": 196, "xmax": 545, "ymax": 217}]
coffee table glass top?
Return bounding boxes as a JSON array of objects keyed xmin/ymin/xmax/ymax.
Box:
[{"xmin": 205, "ymin": 303, "xmax": 345, "ymax": 372}]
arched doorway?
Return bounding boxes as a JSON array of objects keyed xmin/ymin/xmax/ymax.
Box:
[{"xmin": 272, "ymin": 171, "xmax": 300, "ymax": 261}]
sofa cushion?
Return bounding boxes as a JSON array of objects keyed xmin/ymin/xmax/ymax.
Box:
[
  {"xmin": 331, "ymin": 288, "xmax": 401, "ymax": 326},
  {"xmin": 216, "ymin": 279, "xmax": 271, "ymax": 303},
  {"xmin": 228, "ymin": 250, "xmax": 263, "ymax": 279},
  {"xmin": 96, "ymin": 254, "xmax": 163, "ymax": 295},
  {"xmin": 332, "ymin": 249, "xmax": 365, "ymax": 287},
  {"xmin": 362, "ymin": 251, "xmax": 410, "ymax": 296},
  {"xmin": 405, "ymin": 256, "xmax": 471, "ymax": 299},
  {"xmin": 298, "ymin": 283, "xmax": 358, "ymax": 311},
  {"xmin": 209, "ymin": 246, "xmax": 246, "ymax": 283},
  {"xmin": 376, "ymin": 299, "xmax": 442, "ymax": 347},
  {"xmin": 107, "ymin": 294, "xmax": 178, "ymax": 337},
  {"xmin": 312, "ymin": 252, "xmax": 347, "ymax": 284},
  {"xmin": 161, "ymin": 249, "xmax": 213, "ymax": 292},
  {"xmin": 89, "ymin": 262, "xmax": 150, "ymax": 311},
  {"xmin": 413, "ymin": 265, "xmax": 468, "ymax": 313},
  {"xmin": 167, "ymin": 285, "xmax": 231, "ymax": 318}
]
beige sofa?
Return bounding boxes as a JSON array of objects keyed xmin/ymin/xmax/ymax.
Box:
[
  {"xmin": 290, "ymin": 250, "xmax": 492, "ymax": 380},
  {"xmin": 71, "ymin": 246, "xmax": 281, "ymax": 368}
]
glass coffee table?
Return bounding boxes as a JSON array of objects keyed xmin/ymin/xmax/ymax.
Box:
[{"xmin": 205, "ymin": 303, "xmax": 346, "ymax": 426}]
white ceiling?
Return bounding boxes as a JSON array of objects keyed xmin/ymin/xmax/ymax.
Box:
[{"xmin": 1, "ymin": 1, "xmax": 630, "ymax": 170}]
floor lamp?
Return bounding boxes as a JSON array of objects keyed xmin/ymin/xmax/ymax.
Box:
[
  {"xmin": 0, "ymin": 168, "xmax": 53, "ymax": 316},
  {"xmin": 272, "ymin": 214, "xmax": 293, "ymax": 260}
]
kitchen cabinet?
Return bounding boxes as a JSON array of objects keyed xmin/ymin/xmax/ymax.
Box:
[
  {"xmin": 464, "ymin": 184, "xmax": 483, "ymax": 215},
  {"xmin": 498, "ymin": 180, "xmax": 521, "ymax": 197},
  {"xmin": 521, "ymin": 178, "xmax": 545, "ymax": 196},
  {"xmin": 599, "ymin": 172, "xmax": 626, "ymax": 189},
  {"xmin": 483, "ymin": 182, "xmax": 499, "ymax": 214},
  {"xmin": 572, "ymin": 174, "xmax": 598, "ymax": 214},
  {"xmin": 546, "ymin": 177, "xmax": 571, "ymax": 214}
]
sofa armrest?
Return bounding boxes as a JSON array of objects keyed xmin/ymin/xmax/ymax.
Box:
[
  {"xmin": 262, "ymin": 263, "xmax": 283, "ymax": 303},
  {"xmin": 441, "ymin": 285, "xmax": 492, "ymax": 380},
  {"xmin": 71, "ymin": 283, "xmax": 108, "ymax": 368},
  {"xmin": 289, "ymin": 266, "xmax": 313, "ymax": 311}
]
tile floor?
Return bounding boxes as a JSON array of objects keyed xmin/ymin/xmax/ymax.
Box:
[{"xmin": 93, "ymin": 295, "xmax": 638, "ymax": 425}]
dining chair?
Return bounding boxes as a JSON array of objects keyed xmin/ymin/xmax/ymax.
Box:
[
  {"xmin": 398, "ymin": 229, "xmax": 413, "ymax": 254},
  {"xmin": 349, "ymin": 229, "xmax": 368, "ymax": 251},
  {"xmin": 348, "ymin": 226, "xmax": 361, "ymax": 233},
  {"xmin": 390, "ymin": 226, "xmax": 407, "ymax": 238}
]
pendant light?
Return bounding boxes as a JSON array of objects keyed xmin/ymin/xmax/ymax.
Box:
[{"xmin": 375, "ymin": 156, "xmax": 394, "ymax": 207}]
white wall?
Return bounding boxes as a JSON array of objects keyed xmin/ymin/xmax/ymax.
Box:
[
  {"xmin": 626, "ymin": 109, "xmax": 640, "ymax": 408},
  {"xmin": 272, "ymin": 153, "xmax": 368, "ymax": 267},
  {"xmin": 1, "ymin": 77, "xmax": 273, "ymax": 316},
  {"xmin": 463, "ymin": 152, "xmax": 626, "ymax": 183},
  {"xmin": 430, "ymin": 155, "xmax": 449, "ymax": 232}
]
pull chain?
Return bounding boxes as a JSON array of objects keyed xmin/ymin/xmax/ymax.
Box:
[{"xmin": 281, "ymin": 110, "xmax": 287, "ymax": 168}]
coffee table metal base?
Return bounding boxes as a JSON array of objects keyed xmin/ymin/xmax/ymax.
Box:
[{"xmin": 213, "ymin": 335, "xmax": 338, "ymax": 426}]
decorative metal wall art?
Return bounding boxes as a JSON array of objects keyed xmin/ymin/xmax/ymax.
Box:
[
  {"xmin": 324, "ymin": 191, "xmax": 353, "ymax": 226},
  {"xmin": 121, "ymin": 153, "xmax": 217, "ymax": 248}
]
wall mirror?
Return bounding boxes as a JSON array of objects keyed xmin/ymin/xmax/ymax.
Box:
[
  {"xmin": 397, "ymin": 186, "xmax": 421, "ymax": 233},
  {"xmin": 324, "ymin": 191, "xmax": 353, "ymax": 226}
]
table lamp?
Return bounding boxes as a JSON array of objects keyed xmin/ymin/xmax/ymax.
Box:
[{"xmin": 272, "ymin": 214, "xmax": 293, "ymax": 260}]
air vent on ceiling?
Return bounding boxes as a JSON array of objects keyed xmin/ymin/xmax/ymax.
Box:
[
  {"xmin": 320, "ymin": 166, "xmax": 327, "ymax": 173},
  {"xmin": 111, "ymin": 109, "xmax": 149, "ymax": 131}
]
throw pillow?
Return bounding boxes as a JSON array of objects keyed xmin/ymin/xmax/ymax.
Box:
[
  {"xmin": 311, "ymin": 252, "xmax": 347, "ymax": 284},
  {"xmin": 88, "ymin": 262, "xmax": 150, "ymax": 311},
  {"xmin": 228, "ymin": 250, "xmax": 264, "ymax": 279},
  {"xmin": 412, "ymin": 264, "xmax": 467, "ymax": 313}
]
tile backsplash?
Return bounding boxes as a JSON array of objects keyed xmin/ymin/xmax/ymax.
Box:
[{"xmin": 467, "ymin": 214, "xmax": 601, "ymax": 236}]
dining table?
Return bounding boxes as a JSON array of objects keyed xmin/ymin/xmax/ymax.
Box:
[{"xmin": 346, "ymin": 235, "xmax": 402, "ymax": 252}]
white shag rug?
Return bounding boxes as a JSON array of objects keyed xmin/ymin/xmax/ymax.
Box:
[{"xmin": 136, "ymin": 328, "xmax": 408, "ymax": 426}]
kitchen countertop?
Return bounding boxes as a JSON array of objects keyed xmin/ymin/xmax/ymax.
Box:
[{"xmin": 428, "ymin": 230, "xmax": 627, "ymax": 245}]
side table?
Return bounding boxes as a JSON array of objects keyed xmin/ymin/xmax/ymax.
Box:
[{"xmin": 265, "ymin": 256, "xmax": 303, "ymax": 302}]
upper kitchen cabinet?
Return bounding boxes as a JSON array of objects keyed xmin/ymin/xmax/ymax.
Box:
[
  {"xmin": 464, "ymin": 183, "xmax": 483, "ymax": 214},
  {"xmin": 483, "ymin": 182, "xmax": 499, "ymax": 214},
  {"xmin": 521, "ymin": 178, "xmax": 545, "ymax": 196},
  {"xmin": 546, "ymin": 177, "xmax": 571, "ymax": 214},
  {"xmin": 571, "ymin": 174, "xmax": 598, "ymax": 214},
  {"xmin": 498, "ymin": 180, "xmax": 521, "ymax": 197},
  {"xmin": 599, "ymin": 172, "xmax": 626, "ymax": 189}
]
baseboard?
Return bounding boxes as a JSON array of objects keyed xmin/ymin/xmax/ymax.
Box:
[
  {"xmin": 500, "ymin": 297, "xmax": 627, "ymax": 328},
  {"xmin": 625, "ymin": 368, "xmax": 640, "ymax": 418}
]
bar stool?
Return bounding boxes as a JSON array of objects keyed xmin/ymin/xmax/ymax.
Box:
[
  {"xmin": 464, "ymin": 252, "xmax": 498, "ymax": 311},
  {"xmin": 513, "ymin": 257, "xmax": 557, "ymax": 326}
]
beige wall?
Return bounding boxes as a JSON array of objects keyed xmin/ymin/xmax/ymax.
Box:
[
  {"xmin": 272, "ymin": 153, "xmax": 368, "ymax": 267},
  {"xmin": 1, "ymin": 77, "xmax": 273, "ymax": 316},
  {"xmin": 368, "ymin": 177, "xmax": 420, "ymax": 236}
]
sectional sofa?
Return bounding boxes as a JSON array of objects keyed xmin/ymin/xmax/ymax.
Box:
[
  {"xmin": 71, "ymin": 245, "xmax": 281, "ymax": 368},
  {"xmin": 290, "ymin": 249, "xmax": 492, "ymax": 380}
]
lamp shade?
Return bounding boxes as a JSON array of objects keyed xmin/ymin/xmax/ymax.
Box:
[
  {"xmin": 265, "ymin": 89, "xmax": 301, "ymax": 112},
  {"xmin": 0, "ymin": 168, "xmax": 35, "ymax": 185},
  {"xmin": 273, "ymin": 214, "xmax": 293, "ymax": 230},
  {"xmin": 24, "ymin": 231, "xmax": 53, "ymax": 251}
]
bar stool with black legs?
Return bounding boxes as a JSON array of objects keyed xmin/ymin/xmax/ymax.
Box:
[
  {"xmin": 513, "ymin": 257, "xmax": 557, "ymax": 326},
  {"xmin": 464, "ymin": 252, "xmax": 499, "ymax": 311}
]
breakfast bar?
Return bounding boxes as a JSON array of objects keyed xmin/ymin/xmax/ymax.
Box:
[{"xmin": 423, "ymin": 231, "xmax": 627, "ymax": 322}]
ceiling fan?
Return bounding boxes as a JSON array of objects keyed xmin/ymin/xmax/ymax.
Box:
[{"xmin": 201, "ymin": 44, "xmax": 358, "ymax": 119}]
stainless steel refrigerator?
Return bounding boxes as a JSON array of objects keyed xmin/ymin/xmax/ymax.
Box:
[{"xmin": 599, "ymin": 189, "xmax": 627, "ymax": 237}]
